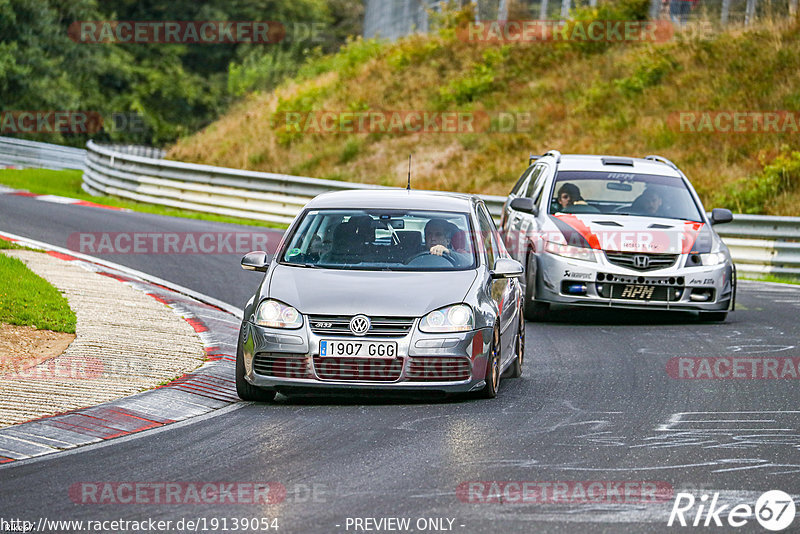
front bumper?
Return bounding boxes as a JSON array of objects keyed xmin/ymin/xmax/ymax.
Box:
[
  {"xmin": 535, "ymin": 251, "xmax": 734, "ymax": 312},
  {"xmin": 239, "ymin": 320, "xmax": 493, "ymax": 394}
]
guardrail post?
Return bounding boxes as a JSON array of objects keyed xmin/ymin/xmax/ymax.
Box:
[
  {"xmin": 498, "ymin": 0, "xmax": 508, "ymax": 20},
  {"xmin": 745, "ymin": 0, "xmax": 757, "ymax": 25},
  {"xmin": 560, "ymin": 0, "xmax": 570, "ymax": 18},
  {"xmin": 721, "ymin": 0, "xmax": 731, "ymax": 24},
  {"xmin": 649, "ymin": 0, "xmax": 661, "ymax": 19}
]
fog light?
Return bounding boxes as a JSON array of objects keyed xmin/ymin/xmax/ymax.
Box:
[{"xmin": 566, "ymin": 283, "xmax": 587, "ymax": 295}]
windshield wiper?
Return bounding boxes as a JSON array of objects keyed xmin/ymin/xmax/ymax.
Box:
[{"xmin": 283, "ymin": 262, "xmax": 321, "ymax": 269}]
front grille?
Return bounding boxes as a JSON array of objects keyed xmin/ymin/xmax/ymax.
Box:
[
  {"xmin": 309, "ymin": 315, "xmax": 415, "ymax": 338},
  {"xmin": 253, "ymin": 353, "xmax": 309, "ymax": 378},
  {"xmin": 313, "ymin": 357, "xmax": 403, "ymax": 381},
  {"xmin": 596, "ymin": 283, "xmax": 683, "ymax": 302},
  {"xmin": 605, "ymin": 252, "xmax": 678, "ymax": 272},
  {"xmin": 407, "ymin": 357, "xmax": 471, "ymax": 382}
]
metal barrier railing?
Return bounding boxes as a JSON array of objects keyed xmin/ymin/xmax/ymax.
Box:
[
  {"xmin": 1, "ymin": 137, "xmax": 798, "ymax": 277},
  {"xmin": 713, "ymin": 215, "xmax": 800, "ymax": 276},
  {"xmin": 80, "ymin": 142, "xmax": 800, "ymax": 277},
  {"xmin": 0, "ymin": 136, "xmax": 86, "ymax": 171}
]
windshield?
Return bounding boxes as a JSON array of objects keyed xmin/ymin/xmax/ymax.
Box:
[
  {"xmin": 280, "ymin": 209, "xmax": 477, "ymax": 271},
  {"xmin": 549, "ymin": 171, "xmax": 704, "ymax": 222}
]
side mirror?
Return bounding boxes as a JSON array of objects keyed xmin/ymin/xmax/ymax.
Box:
[
  {"xmin": 509, "ymin": 197, "xmax": 539, "ymax": 216},
  {"xmin": 241, "ymin": 251, "xmax": 270, "ymax": 272},
  {"xmin": 491, "ymin": 258, "xmax": 524, "ymax": 279},
  {"xmin": 710, "ymin": 208, "xmax": 733, "ymax": 225}
]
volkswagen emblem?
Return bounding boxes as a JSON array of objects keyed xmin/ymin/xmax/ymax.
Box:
[
  {"xmin": 349, "ymin": 315, "xmax": 371, "ymax": 336},
  {"xmin": 633, "ymin": 255, "xmax": 650, "ymax": 269}
]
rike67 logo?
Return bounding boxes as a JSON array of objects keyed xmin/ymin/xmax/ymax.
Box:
[{"xmin": 668, "ymin": 490, "xmax": 796, "ymax": 531}]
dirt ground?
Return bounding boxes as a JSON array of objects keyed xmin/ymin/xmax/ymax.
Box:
[{"xmin": 0, "ymin": 323, "xmax": 75, "ymax": 376}]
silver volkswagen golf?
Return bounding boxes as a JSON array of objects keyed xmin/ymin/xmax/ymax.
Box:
[
  {"xmin": 501, "ymin": 151, "xmax": 736, "ymax": 322},
  {"xmin": 236, "ymin": 190, "xmax": 525, "ymax": 401}
]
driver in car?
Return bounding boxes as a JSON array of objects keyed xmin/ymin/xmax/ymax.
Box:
[{"xmin": 423, "ymin": 218, "xmax": 469, "ymax": 265}]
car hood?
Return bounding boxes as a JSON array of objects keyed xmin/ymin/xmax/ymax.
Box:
[
  {"xmin": 266, "ymin": 264, "xmax": 478, "ymax": 317},
  {"xmin": 546, "ymin": 214, "xmax": 714, "ymax": 254}
]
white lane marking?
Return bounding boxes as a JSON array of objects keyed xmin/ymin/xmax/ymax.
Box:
[{"xmin": 34, "ymin": 194, "xmax": 81, "ymax": 204}]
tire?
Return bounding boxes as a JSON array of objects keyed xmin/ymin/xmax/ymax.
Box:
[
  {"xmin": 523, "ymin": 254, "xmax": 550, "ymax": 322},
  {"xmin": 236, "ymin": 344, "xmax": 277, "ymax": 402},
  {"xmin": 698, "ymin": 311, "xmax": 728, "ymax": 322},
  {"xmin": 509, "ymin": 310, "xmax": 524, "ymax": 378},
  {"xmin": 475, "ymin": 326, "xmax": 501, "ymax": 399}
]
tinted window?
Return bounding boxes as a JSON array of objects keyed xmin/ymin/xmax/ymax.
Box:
[
  {"xmin": 510, "ymin": 166, "xmax": 535, "ymax": 196},
  {"xmin": 477, "ymin": 206, "xmax": 499, "ymax": 267},
  {"xmin": 522, "ymin": 166, "xmax": 544, "ymax": 198}
]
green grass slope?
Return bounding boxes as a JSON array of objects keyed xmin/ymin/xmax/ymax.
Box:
[{"xmin": 169, "ymin": 3, "xmax": 800, "ymax": 215}]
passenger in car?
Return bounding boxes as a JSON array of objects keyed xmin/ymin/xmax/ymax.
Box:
[{"xmin": 321, "ymin": 216, "xmax": 375, "ymax": 263}]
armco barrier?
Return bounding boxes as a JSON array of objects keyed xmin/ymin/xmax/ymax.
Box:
[
  {"xmin": 2, "ymin": 138, "xmax": 798, "ymax": 277},
  {"xmin": 713, "ymin": 215, "xmax": 800, "ymax": 277},
  {"xmin": 0, "ymin": 136, "xmax": 86, "ymax": 171},
  {"xmin": 82, "ymin": 140, "xmax": 507, "ymax": 225},
  {"xmin": 79, "ymin": 142, "xmax": 800, "ymax": 277}
]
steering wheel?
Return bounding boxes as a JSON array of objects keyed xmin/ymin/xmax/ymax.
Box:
[{"xmin": 406, "ymin": 250, "xmax": 458, "ymax": 266}]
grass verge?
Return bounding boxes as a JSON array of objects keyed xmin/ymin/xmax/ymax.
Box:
[
  {"xmin": 0, "ymin": 168, "xmax": 284, "ymax": 228},
  {"xmin": 740, "ymin": 273, "xmax": 800, "ymax": 285},
  {"xmin": 0, "ymin": 253, "xmax": 76, "ymax": 333}
]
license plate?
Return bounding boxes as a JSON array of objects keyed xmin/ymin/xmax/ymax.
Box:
[
  {"xmin": 319, "ymin": 340, "xmax": 397, "ymax": 359},
  {"xmin": 619, "ymin": 284, "xmax": 657, "ymax": 300}
]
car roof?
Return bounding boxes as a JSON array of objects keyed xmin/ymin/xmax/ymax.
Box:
[
  {"xmin": 546, "ymin": 154, "xmax": 684, "ymax": 178},
  {"xmin": 305, "ymin": 189, "xmax": 479, "ymax": 212}
]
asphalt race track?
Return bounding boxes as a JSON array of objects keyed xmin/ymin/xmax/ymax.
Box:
[{"xmin": 1, "ymin": 196, "xmax": 799, "ymax": 533}]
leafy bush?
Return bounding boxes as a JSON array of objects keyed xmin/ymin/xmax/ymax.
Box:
[
  {"xmin": 615, "ymin": 51, "xmax": 678, "ymax": 96},
  {"xmin": 437, "ymin": 48, "xmax": 506, "ymax": 106},
  {"xmin": 720, "ymin": 151, "xmax": 800, "ymax": 214}
]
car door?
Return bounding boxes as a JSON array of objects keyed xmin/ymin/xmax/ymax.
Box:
[
  {"xmin": 502, "ymin": 165, "xmax": 535, "ymax": 254},
  {"xmin": 478, "ymin": 204, "xmax": 518, "ymax": 364},
  {"xmin": 508, "ymin": 164, "xmax": 548, "ymax": 262}
]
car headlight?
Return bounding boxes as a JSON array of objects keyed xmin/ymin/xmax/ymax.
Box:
[
  {"xmin": 420, "ymin": 304, "xmax": 474, "ymax": 333},
  {"xmin": 254, "ymin": 299, "xmax": 303, "ymax": 329},
  {"xmin": 544, "ymin": 241, "xmax": 597, "ymax": 262},
  {"xmin": 699, "ymin": 251, "xmax": 728, "ymax": 266}
]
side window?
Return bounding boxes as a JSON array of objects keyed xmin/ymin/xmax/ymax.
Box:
[
  {"xmin": 531, "ymin": 164, "xmax": 552, "ymax": 207},
  {"xmin": 522, "ymin": 166, "xmax": 544, "ymax": 198},
  {"xmin": 510, "ymin": 166, "xmax": 535, "ymax": 196},
  {"xmin": 478, "ymin": 206, "xmax": 499, "ymax": 267}
]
